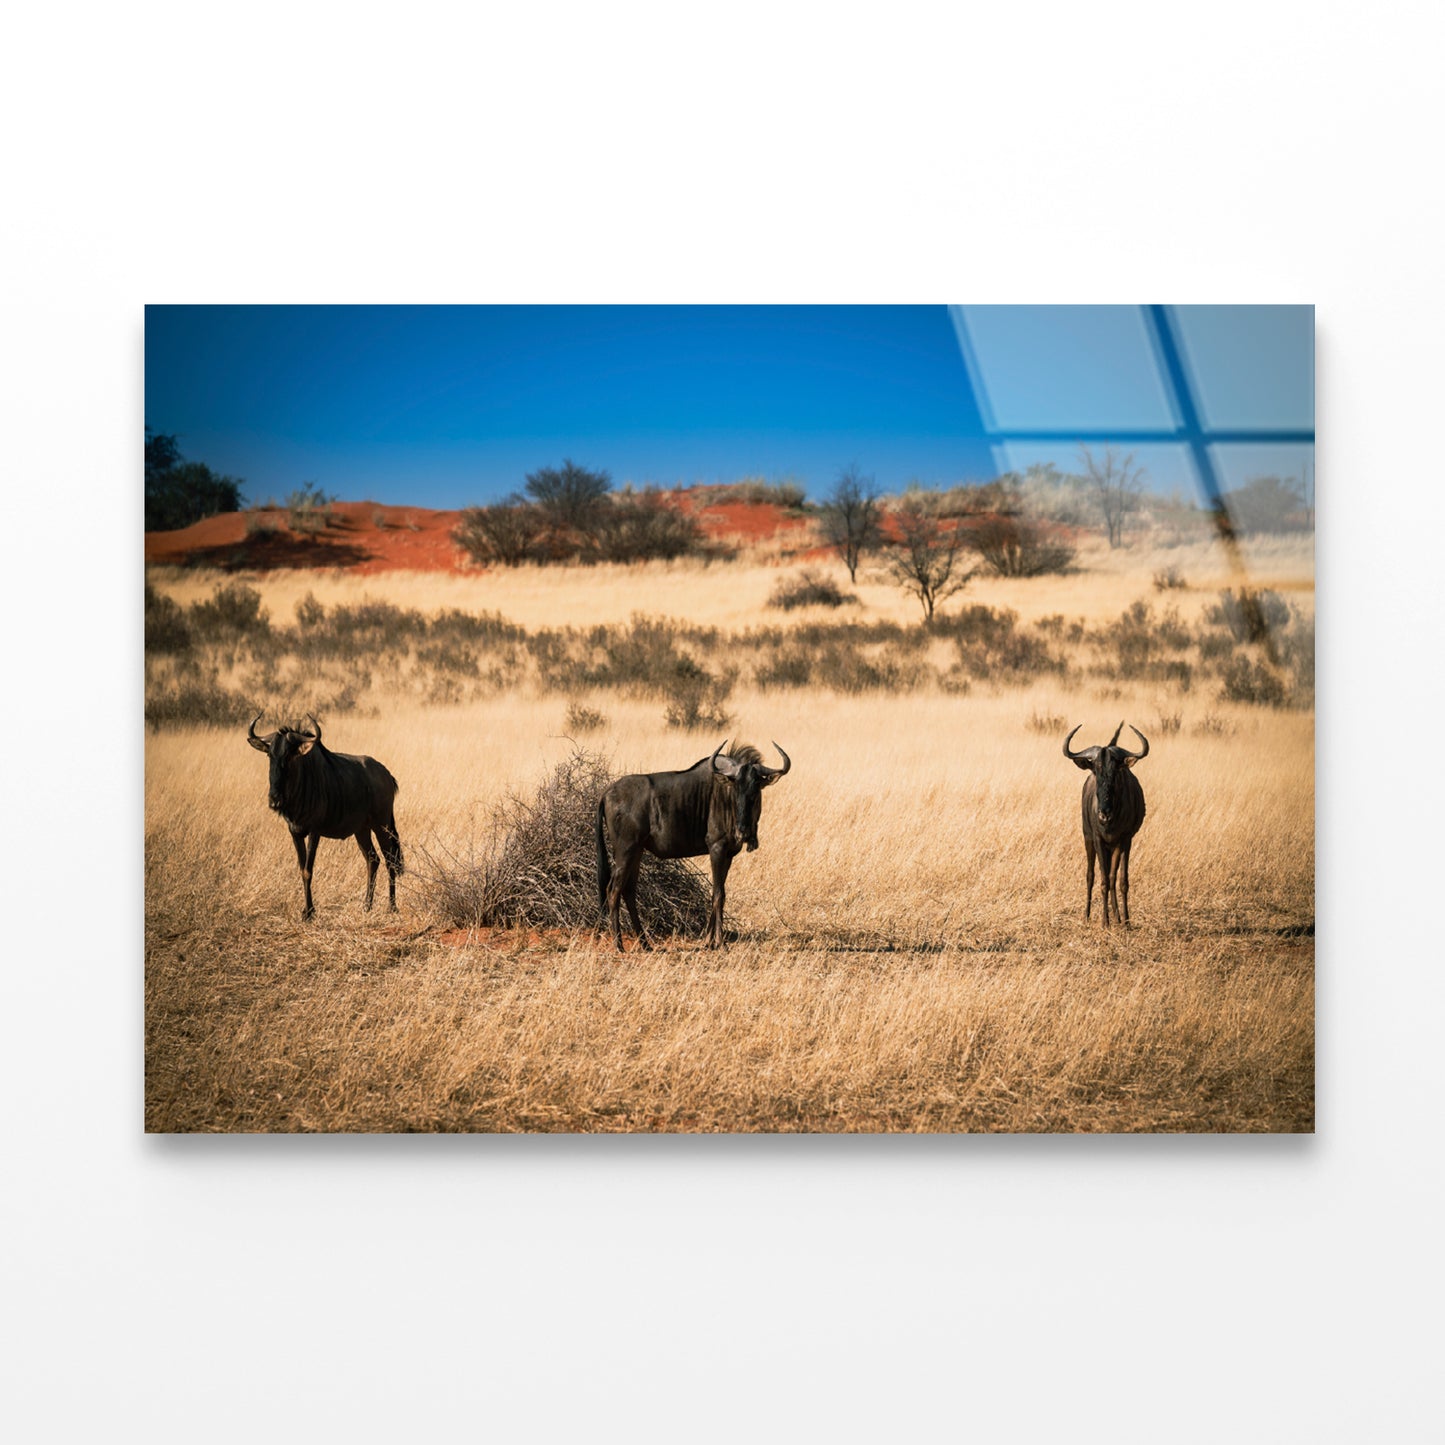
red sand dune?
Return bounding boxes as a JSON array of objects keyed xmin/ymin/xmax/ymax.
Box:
[{"xmin": 145, "ymin": 490, "xmax": 822, "ymax": 573}]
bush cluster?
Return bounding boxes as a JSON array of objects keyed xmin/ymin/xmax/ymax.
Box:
[
  {"xmin": 453, "ymin": 462, "xmax": 714, "ymax": 567},
  {"xmin": 144, "ymin": 574, "xmax": 1316, "ymax": 732}
]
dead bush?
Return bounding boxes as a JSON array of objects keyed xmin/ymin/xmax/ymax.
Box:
[{"xmin": 417, "ymin": 745, "xmax": 714, "ymax": 935}]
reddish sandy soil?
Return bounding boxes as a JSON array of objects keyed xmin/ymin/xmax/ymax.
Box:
[
  {"xmin": 145, "ymin": 501, "xmax": 469, "ymax": 574},
  {"xmin": 144, "ymin": 491, "xmax": 1060, "ymax": 574},
  {"xmin": 145, "ymin": 491, "xmax": 818, "ymax": 573}
]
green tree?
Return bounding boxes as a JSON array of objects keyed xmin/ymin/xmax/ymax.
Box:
[{"xmin": 144, "ymin": 426, "xmax": 244, "ymax": 532}]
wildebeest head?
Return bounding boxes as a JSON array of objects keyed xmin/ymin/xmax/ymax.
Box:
[
  {"xmin": 1063, "ymin": 721, "xmax": 1148, "ymax": 826},
  {"xmin": 709, "ymin": 739, "xmax": 791, "ymax": 851},
  {"xmin": 247, "ymin": 712, "xmax": 322, "ymax": 812}
]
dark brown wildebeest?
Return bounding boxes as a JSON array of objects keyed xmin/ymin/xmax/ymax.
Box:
[
  {"xmin": 246, "ymin": 713, "xmax": 404, "ymax": 920},
  {"xmin": 596, "ymin": 740, "xmax": 791, "ymax": 951},
  {"xmin": 1063, "ymin": 721, "xmax": 1149, "ymax": 927}
]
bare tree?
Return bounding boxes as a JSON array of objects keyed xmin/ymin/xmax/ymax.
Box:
[
  {"xmin": 821, "ymin": 464, "xmax": 881, "ymax": 583},
  {"xmin": 882, "ymin": 491, "xmax": 979, "ymax": 623},
  {"xmin": 1079, "ymin": 444, "xmax": 1146, "ymax": 548}
]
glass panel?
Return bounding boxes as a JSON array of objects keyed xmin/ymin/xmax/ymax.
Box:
[
  {"xmin": 954, "ymin": 305, "xmax": 1176, "ymax": 431},
  {"xmin": 1171, "ymin": 305, "xmax": 1314, "ymax": 431}
]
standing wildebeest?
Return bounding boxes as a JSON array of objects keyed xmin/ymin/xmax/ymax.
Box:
[
  {"xmin": 597, "ymin": 740, "xmax": 791, "ymax": 951},
  {"xmin": 246, "ymin": 713, "xmax": 404, "ymax": 920},
  {"xmin": 1063, "ymin": 721, "xmax": 1149, "ymax": 927}
]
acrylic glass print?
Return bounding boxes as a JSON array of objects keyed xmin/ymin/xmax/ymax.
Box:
[{"xmin": 144, "ymin": 304, "xmax": 1314, "ymax": 1132}]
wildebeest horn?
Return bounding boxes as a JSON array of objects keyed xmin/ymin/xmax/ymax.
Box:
[
  {"xmin": 304, "ymin": 712, "xmax": 322, "ymax": 742},
  {"xmin": 246, "ymin": 712, "xmax": 272, "ymax": 752},
  {"xmin": 711, "ymin": 740, "xmax": 742, "ymax": 779},
  {"xmin": 1119, "ymin": 724, "xmax": 1149, "ymax": 761},
  {"xmin": 758, "ymin": 741, "xmax": 791, "ymax": 783},
  {"xmin": 1107, "ymin": 720, "xmax": 1125, "ymax": 747},
  {"xmin": 1063, "ymin": 724, "xmax": 1100, "ymax": 769}
]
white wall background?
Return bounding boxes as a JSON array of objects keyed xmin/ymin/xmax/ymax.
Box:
[{"xmin": 3, "ymin": 4, "xmax": 1441, "ymax": 1440}]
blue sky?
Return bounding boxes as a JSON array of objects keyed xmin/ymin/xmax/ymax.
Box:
[{"xmin": 144, "ymin": 304, "xmax": 1313, "ymax": 509}]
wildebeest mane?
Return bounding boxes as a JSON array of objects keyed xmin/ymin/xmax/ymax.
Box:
[{"xmin": 686, "ymin": 742, "xmax": 762, "ymax": 771}]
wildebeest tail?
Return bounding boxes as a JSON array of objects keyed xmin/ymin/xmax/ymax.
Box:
[{"xmin": 596, "ymin": 798, "xmax": 610, "ymax": 910}]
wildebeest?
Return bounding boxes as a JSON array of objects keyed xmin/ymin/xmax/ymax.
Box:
[
  {"xmin": 1063, "ymin": 721, "xmax": 1149, "ymax": 927},
  {"xmin": 596, "ymin": 740, "xmax": 791, "ymax": 951},
  {"xmin": 246, "ymin": 713, "xmax": 404, "ymax": 920}
]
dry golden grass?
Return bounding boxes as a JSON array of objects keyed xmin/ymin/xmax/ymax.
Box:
[{"xmin": 147, "ymin": 637, "xmax": 1314, "ymax": 1131}]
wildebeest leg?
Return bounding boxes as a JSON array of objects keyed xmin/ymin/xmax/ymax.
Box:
[
  {"xmin": 1107, "ymin": 845, "xmax": 1128, "ymax": 927},
  {"xmin": 378, "ymin": 814, "xmax": 403, "ymax": 911},
  {"xmin": 356, "ymin": 830, "xmax": 380, "ymax": 910},
  {"xmin": 1119, "ymin": 839, "xmax": 1132, "ymax": 925},
  {"xmin": 622, "ymin": 873, "xmax": 650, "ymax": 951},
  {"xmin": 1084, "ymin": 834, "xmax": 1096, "ymax": 921},
  {"xmin": 608, "ymin": 851, "xmax": 649, "ymax": 951},
  {"xmin": 293, "ymin": 829, "xmax": 320, "ymax": 920},
  {"xmin": 707, "ymin": 849, "xmax": 731, "ymax": 949},
  {"xmin": 1097, "ymin": 841, "xmax": 1114, "ymax": 927}
]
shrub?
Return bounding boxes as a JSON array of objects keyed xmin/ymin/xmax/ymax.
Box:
[
  {"xmin": 1219, "ymin": 656, "xmax": 1288, "ymax": 707},
  {"xmin": 188, "ymin": 582, "xmax": 270, "ymax": 640},
  {"xmin": 296, "ymin": 592, "xmax": 326, "ymax": 629},
  {"xmin": 942, "ymin": 606, "xmax": 1063, "ymax": 681},
  {"xmin": 454, "ymin": 499, "xmax": 547, "ymax": 567},
  {"xmin": 415, "ymin": 639, "xmax": 479, "ymax": 676},
  {"xmin": 144, "ymin": 584, "xmax": 191, "ymax": 653},
  {"xmin": 573, "ymin": 616, "xmax": 721, "ymax": 696},
  {"xmin": 662, "ymin": 662, "xmax": 734, "ymax": 731},
  {"xmin": 768, "ymin": 568, "xmax": 856, "ymax": 610},
  {"xmin": 709, "ymin": 478, "xmax": 808, "ymax": 509},
  {"xmin": 1153, "ymin": 565, "xmax": 1187, "ymax": 591},
  {"xmin": 1278, "ymin": 615, "xmax": 1315, "ymax": 706},
  {"xmin": 565, "ymin": 700, "xmax": 608, "ymax": 733},
  {"xmin": 588, "ymin": 490, "xmax": 704, "ymax": 562},
  {"xmin": 417, "ymin": 745, "xmax": 715, "ymax": 935},
  {"xmin": 327, "ymin": 600, "xmax": 426, "ymax": 647},
  {"xmin": 1026, "ymin": 708, "xmax": 1068, "ymax": 734},
  {"xmin": 144, "ymin": 672, "xmax": 253, "ymax": 731},
  {"xmin": 1194, "ymin": 713, "xmax": 1236, "ymax": 736},
  {"xmin": 1206, "ymin": 588, "xmax": 1292, "ymax": 645},
  {"xmin": 754, "ymin": 647, "xmax": 814, "ymax": 689},
  {"xmin": 1153, "ymin": 711, "xmax": 1183, "ymax": 735},
  {"xmin": 244, "ymin": 510, "xmax": 284, "ymax": 540},
  {"xmin": 525, "ymin": 460, "xmax": 613, "ymax": 535},
  {"xmin": 287, "ymin": 482, "xmax": 334, "ymax": 533},
  {"xmin": 966, "ymin": 516, "xmax": 1076, "ymax": 577}
]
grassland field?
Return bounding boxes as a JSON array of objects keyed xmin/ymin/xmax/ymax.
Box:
[{"xmin": 144, "ymin": 533, "xmax": 1314, "ymax": 1132}]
